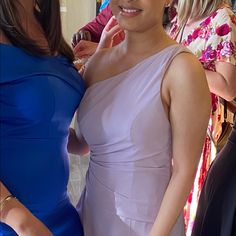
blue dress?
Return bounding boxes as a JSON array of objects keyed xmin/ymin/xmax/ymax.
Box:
[{"xmin": 0, "ymin": 44, "xmax": 85, "ymax": 236}]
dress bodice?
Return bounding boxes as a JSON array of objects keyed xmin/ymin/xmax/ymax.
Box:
[{"xmin": 0, "ymin": 43, "xmax": 85, "ymax": 212}]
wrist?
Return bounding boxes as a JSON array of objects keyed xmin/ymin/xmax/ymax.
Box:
[
  {"xmin": 0, "ymin": 195, "xmax": 16, "ymax": 212},
  {"xmin": 1, "ymin": 198, "xmax": 31, "ymax": 232}
]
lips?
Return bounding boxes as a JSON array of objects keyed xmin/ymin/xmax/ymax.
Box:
[{"xmin": 119, "ymin": 6, "xmax": 142, "ymax": 16}]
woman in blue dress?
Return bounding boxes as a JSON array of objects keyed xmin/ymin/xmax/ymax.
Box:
[{"xmin": 0, "ymin": 0, "xmax": 85, "ymax": 235}]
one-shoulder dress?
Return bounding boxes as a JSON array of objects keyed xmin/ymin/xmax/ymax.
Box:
[{"xmin": 76, "ymin": 45, "xmax": 187, "ymax": 236}]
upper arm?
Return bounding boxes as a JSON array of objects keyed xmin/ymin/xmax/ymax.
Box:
[{"xmin": 165, "ymin": 53, "xmax": 211, "ymax": 171}]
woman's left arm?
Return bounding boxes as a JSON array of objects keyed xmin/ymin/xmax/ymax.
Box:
[
  {"xmin": 205, "ymin": 62, "xmax": 236, "ymax": 101},
  {"xmin": 149, "ymin": 53, "xmax": 211, "ymax": 236}
]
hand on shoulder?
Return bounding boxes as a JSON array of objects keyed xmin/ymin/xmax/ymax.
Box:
[{"xmin": 83, "ymin": 48, "xmax": 112, "ymax": 87}]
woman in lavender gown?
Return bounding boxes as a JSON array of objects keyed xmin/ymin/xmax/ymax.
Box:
[{"xmin": 69, "ymin": 0, "xmax": 211, "ymax": 235}]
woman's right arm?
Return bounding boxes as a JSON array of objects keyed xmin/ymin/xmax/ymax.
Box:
[
  {"xmin": 67, "ymin": 127, "xmax": 89, "ymax": 155},
  {"xmin": 0, "ymin": 182, "xmax": 52, "ymax": 236}
]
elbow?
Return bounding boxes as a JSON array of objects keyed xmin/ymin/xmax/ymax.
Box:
[
  {"xmin": 67, "ymin": 128, "xmax": 89, "ymax": 155},
  {"xmin": 172, "ymin": 163, "xmax": 199, "ymax": 183},
  {"xmin": 67, "ymin": 142, "xmax": 90, "ymax": 156},
  {"xmin": 224, "ymin": 91, "xmax": 236, "ymax": 102},
  {"xmin": 222, "ymin": 88, "xmax": 236, "ymax": 101},
  {"xmin": 78, "ymin": 146, "xmax": 90, "ymax": 156}
]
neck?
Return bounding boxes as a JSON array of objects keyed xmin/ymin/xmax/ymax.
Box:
[{"xmin": 119, "ymin": 25, "xmax": 174, "ymax": 56}]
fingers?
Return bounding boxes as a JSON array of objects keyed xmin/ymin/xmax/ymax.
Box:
[
  {"xmin": 98, "ymin": 16, "xmax": 125, "ymax": 50},
  {"xmin": 71, "ymin": 32, "xmax": 81, "ymax": 48},
  {"xmin": 103, "ymin": 16, "xmax": 119, "ymax": 32},
  {"xmin": 106, "ymin": 24, "xmax": 123, "ymax": 39},
  {"xmin": 113, "ymin": 30, "xmax": 126, "ymax": 46},
  {"xmin": 101, "ymin": 16, "xmax": 124, "ymax": 41},
  {"xmin": 73, "ymin": 40, "xmax": 98, "ymax": 58}
]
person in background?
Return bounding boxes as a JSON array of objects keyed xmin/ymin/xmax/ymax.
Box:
[
  {"xmin": 0, "ymin": 0, "xmax": 85, "ymax": 235},
  {"xmin": 191, "ymin": 112, "xmax": 236, "ymax": 234},
  {"xmin": 69, "ymin": 0, "xmax": 211, "ymax": 234},
  {"xmin": 169, "ymin": 0, "xmax": 236, "ymax": 235},
  {"xmin": 233, "ymin": 0, "xmax": 236, "ymax": 13},
  {"xmin": 99, "ymin": 0, "xmax": 110, "ymax": 11},
  {"xmin": 71, "ymin": 5, "xmax": 113, "ymax": 59}
]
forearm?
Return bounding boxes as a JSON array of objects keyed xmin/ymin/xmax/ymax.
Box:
[
  {"xmin": 67, "ymin": 128, "xmax": 89, "ymax": 155},
  {"xmin": 149, "ymin": 168, "xmax": 197, "ymax": 236},
  {"xmin": 1, "ymin": 182, "xmax": 52, "ymax": 235},
  {"xmin": 1, "ymin": 182, "xmax": 30, "ymax": 232},
  {"xmin": 205, "ymin": 69, "xmax": 236, "ymax": 101},
  {"xmin": 1, "ymin": 181, "xmax": 15, "ymax": 223}
]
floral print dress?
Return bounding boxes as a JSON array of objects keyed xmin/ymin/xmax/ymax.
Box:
[{"xmin": 170, "ymin": 6, "xmax": 236, "ymax": 236}]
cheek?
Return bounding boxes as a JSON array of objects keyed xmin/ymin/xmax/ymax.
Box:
[
  {"xmin": 110, "ymin": 4, "xmax": 118, "ymax": 18},
  {"xmin": 145, "ymin": 10, "xmax": 164, "ymax": 26}
]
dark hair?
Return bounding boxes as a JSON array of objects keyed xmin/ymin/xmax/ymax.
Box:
[{"xmin": 0, "ymin": 0, "xmax": 74, "ymax": 62}]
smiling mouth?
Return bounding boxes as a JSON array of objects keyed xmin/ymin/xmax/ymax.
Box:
[{"xmin": 119, "ymin": 6, "xmax": 142, "ymax": 14}]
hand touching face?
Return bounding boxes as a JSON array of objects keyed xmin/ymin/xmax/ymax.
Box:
[{"xmin": 110, "ymin": 0, "xmax": 168, "ymax": 32}]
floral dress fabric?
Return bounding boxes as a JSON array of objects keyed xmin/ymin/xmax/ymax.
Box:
[{"xmin": 169, "ymin": 6, "xmax": 236, "ymax": 236}]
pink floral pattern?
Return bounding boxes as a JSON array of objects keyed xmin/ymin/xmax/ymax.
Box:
[{"xmin": 170, "ymin": 6, "xmax": 236, "ymax": 236}]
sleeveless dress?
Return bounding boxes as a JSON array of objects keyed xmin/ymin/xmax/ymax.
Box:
[
  {"xmin": 0, "ymin": 44, "xmax": 85, "ymax": 236},
  {"xmin": 76, "ymin": 45, "xmax": 188, "ymax": 236},
  {"xmin": 191, "ymin": 114, "xmax": 236, "ymax": 236}
]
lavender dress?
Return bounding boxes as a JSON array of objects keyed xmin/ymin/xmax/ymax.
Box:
[{"xmin": 76, "ymin": 45, "xmax": 188, "ymax": 236}]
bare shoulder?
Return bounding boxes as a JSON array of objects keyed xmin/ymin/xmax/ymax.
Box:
[
  {"xmin": 166, "ymin": 52, "xmax": 207, "ymax": 91},
  {"xmin": 84, "ymin": 48, "xmax": 111, "ymax": 86},
  {"xmin": 163, "ymin": 52, "xmax": 211, "ymax": 129},
  {"xmin": 162, "ymin": 52, "xmax": 210, "ymax": 113}
]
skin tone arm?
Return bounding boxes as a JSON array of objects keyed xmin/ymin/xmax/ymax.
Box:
[
  {"xmin": 149, "ymin": 53, "xmax": 211, "ymax": 236},
  {"xmin": 67, "ymin": 127, "xmax": 90, "ymax": 155},
  {"xmin": 205, "ymin": 61, "xmax": 236, "ymax": 101},
  {"xmin": 0, "ymin": 182, "xmax": 52, "ymax": 236}
]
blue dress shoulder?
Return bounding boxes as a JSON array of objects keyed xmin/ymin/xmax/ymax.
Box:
[{"xmin": 0, "ymin": 44, "xmax": 85, "ymax": 236}]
